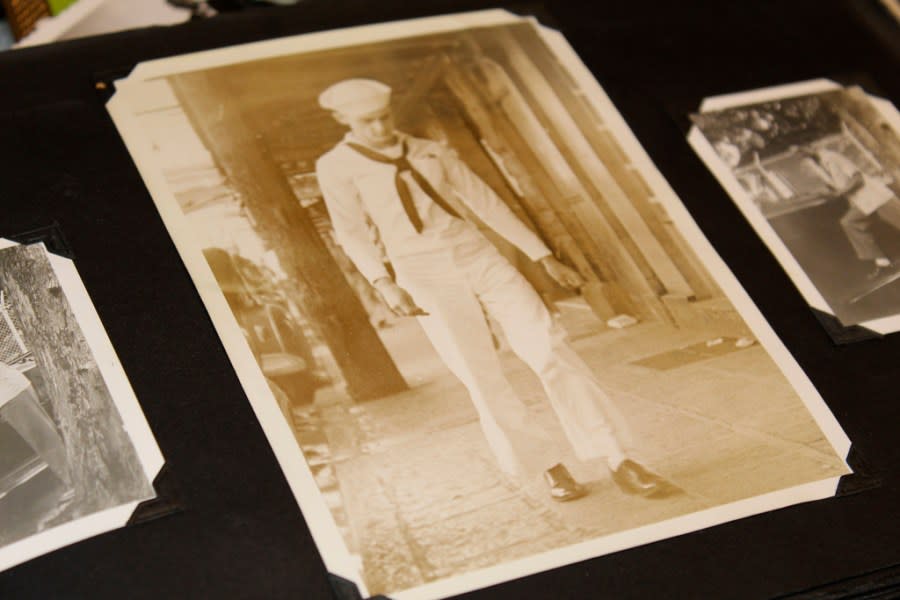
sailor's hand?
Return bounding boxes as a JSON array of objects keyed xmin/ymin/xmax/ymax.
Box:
[
  {"xmin": 539, "ymin": 256, "xmax": 585, "ymax": 290},
  {"xmin": 373, "ymin": 278, "xmax": 428, "ymax": 317}
]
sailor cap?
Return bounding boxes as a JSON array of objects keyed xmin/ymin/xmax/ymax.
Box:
[{"xmin": 318, "ymin": 78, "xmax": 392, "ymax": 118}]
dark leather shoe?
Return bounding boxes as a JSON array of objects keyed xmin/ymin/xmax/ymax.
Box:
[
  {"xmin": 544, "ymin": 463, "xmax": 587, "ymax": 502},
  {"xmin": 611, "ymin": 459, "xmax": 672, "ymax": 497}
]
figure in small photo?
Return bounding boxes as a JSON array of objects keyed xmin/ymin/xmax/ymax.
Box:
[{"xmin": 799, "ymin": 146, "xmax": 900, "ymax": 279}]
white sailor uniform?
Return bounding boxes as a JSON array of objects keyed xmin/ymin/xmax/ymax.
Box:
[{"xmin": 316, "ymin": 131, "xmax": 627, "ymax": 476}]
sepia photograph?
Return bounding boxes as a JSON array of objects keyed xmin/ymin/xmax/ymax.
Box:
[
  {"xmin": 0, "ymin": 242, "xmax": 162, "ymax": 573},
  {"xmin": 690, "ymin": 81, "xmax": 900, "ymax": 333},
  {"xmin": 108, "ymin": 12, "xmax": 851, "ymax": 599}
]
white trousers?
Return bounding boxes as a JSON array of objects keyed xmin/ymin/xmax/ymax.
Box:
[
  {"xmin": 840, "ymin": 198, "xmax": 900, "ymax": 261},
  {"xmin": 393, "ymin": 236, "xmax": 626, "ymax": 477}
]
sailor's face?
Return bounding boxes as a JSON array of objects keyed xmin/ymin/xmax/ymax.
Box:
[{"xmin": 342, "ymin": 106, "xmax": 397, "ymax": 148}]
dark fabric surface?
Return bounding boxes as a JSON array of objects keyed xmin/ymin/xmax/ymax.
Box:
[{"xmin": 0, "ymin": 1, "xmax": 898, "ymax": 598}]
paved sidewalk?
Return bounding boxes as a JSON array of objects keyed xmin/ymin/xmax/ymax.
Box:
[{"xmin": 296, "ymin": 304, "xmax": 848, "ymax": 596}]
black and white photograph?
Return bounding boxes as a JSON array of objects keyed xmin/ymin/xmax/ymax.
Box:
[
  {"xmin": 689, "ymin": 80, "xmax": 900, "ymax": 334},
  {"xmin": 0, "ymin": 242, "xmax": 162, "ymax": 573},
  {"xmin": 108, "ymin": 12, "xmax": 851, "ymax": 599}
]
